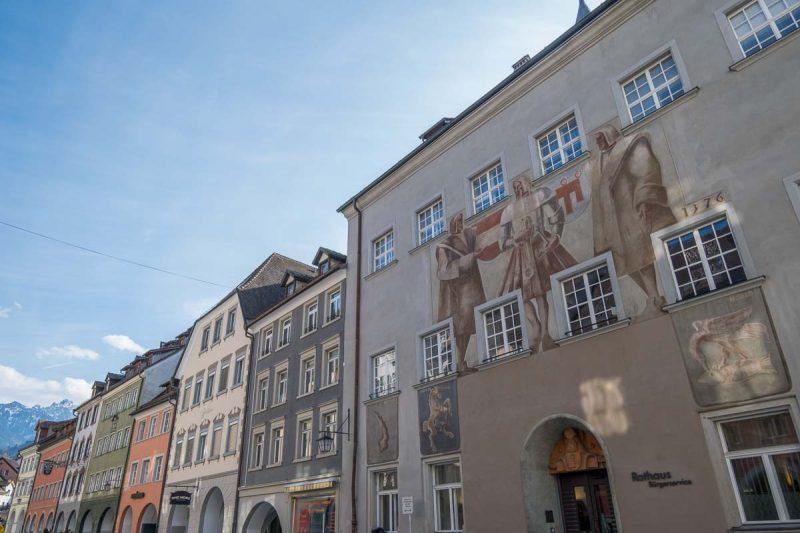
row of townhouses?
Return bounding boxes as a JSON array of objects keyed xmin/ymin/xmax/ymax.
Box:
[{"xmin": 5, "ymin": 0, "xmax": 800, "ymax": 531}]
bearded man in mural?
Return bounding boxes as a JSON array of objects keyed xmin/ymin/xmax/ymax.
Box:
[
  {"xmin": 590, "ymin": 125, "xmax": 677, "ymax": 314},
  {"xmin": 500, "ymin": 177, "xmax": 576, "ymax": 351}
]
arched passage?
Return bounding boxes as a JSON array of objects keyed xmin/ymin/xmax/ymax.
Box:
[
  {"xmin": 46, "ymin": 512, "xmax": 54, "ymax": 532},
  {"xmin": 118, "ymin": 507, "xmax": 133, "ymax": 533},
  {"xmin": 7, "ymin": 510, "xmax": 16, "ymax": 533},
  {"xmin": 521, "ymin": 415, "xmax": 621, "ymax": 533},
  {"xmin": 167, "ymin": 505, "xmax": 189, "ymax": 533},
  {"xmin": 79, "ymin": 511, "xmax": 93, "ymax": 533},
  {"xmin": 97, "ymin": 509, "xmax": 115, "ymax": 533},
  {"xmin": 199, "ymin": 488, "xmax": 224, "ymax": 533},
  {"xmin": 37, "ymin": 513, "xmax": 45, "ymax": 533},
  {"xmin": 137, "ymin": 504, "xmax": 157, "ymax": 533},
  {"xmin": 54, "ymin": 511, "xmax": 65, "ymax": 533},
  {"xmin": 64, "ymin": 511, "xmax": 77, "ymax": 533},
  {"xmin": 243, "ymin": 502, "xmax": 282, "ymax": 533}
]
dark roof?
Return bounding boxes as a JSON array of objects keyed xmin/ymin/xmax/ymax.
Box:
[
  {"xmin": 337, "ymin": 0, "xmax": 619, "ymax": 212},
  {"xmin": 132, "ymin": 386, "xmax": 177, "ymax": 416},
  {"xmin": 236, "ymin": 253, "xmax": 316, "ymax": 322},
  {"xmin": 312, "ymin": 247, "xmax": 347, "ymax": 267}
]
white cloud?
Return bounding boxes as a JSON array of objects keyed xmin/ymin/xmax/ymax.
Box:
[
  {"xmin": 103, "ymin": 334, "xmax": 144, "ymax": 353},
  {"xmin": 0, "ymin": 365, "xmax": 91, "ymax": 406},
  {"xmin": 0, "ymin": 308, "xmax": 10, "ymax": 318},
  {"xmin": 13, "ymin": 302, "xmax": 22, "ymax": 309},
  {"xmin": 37, "ymin": 345, "xmax": 100, "ymax": 360}
]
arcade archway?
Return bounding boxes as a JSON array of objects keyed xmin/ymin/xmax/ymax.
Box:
[
  {"xmin": 118, "ymin": 507, "xmax": 133, "ymax": 533},
  {"xmin": 137, "ymin": 504, "xmax": 157, "ymax": 533},
  {"xmin": 199, "ymin": 488, "xmax": 224, "ymax": 533},
  {"xmin": 167, "ymin": 504, "xmax": 189, "ymax": 533},
  {"xmin": 243, "ymin": 502, "xmax": 282, "ymax": 533},
  {"xmin": 79, "ymin": 511, "xmax": 93, "ymax": 533},
  {"xmin": 97, "ymin": 508, "xmax": 114, "ymax": 533}
]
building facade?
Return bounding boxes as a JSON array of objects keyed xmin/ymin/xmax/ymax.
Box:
[
  {"xmin": 160, "ymin": 254, "xmax": 315, "ymax": 533},
  {"xmin": 238, "ymin": 248, "xmax": 346, "ymax": 533},
  {"xmin": 0, "ymin": 457, "xmax": 19, "ymax": 524},
  {"xmin": 25, "ymin": 420, "xmax": 76, "ymax": 533},
  {"xmin": 8, "ymin": 442, "xmax": 40, "ymax": 533},
  {"xmin": 338, "ymin": 0, "xmax": 800, "ymax": 531},
  {"xmin": 115, "ymin": 382, "xmax": 177, "ymax": 533}
]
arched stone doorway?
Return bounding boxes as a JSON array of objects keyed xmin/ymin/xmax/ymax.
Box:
[
  {"xmin": 97, "ymin": 509, "xmax": 115, "ymax": 533},
  {"xmin": 54, "ymin": 511, "xmax": 65, "ymax": 533},
  {"xmin": 522, "ymin": 416, "xmax": 620, "ymax": 533},
  {"xmin": 243, "ymin": 502, "xmax": 282, "ymax": 533},
  {"xmin": 167, "ymin": 504, "xmax": 189, "ymax": 533},
  {"xmin": 137, "ymin": 504, "xmax": 157, "ymax": 533},
  {"xmin": 199, "ymin": 488, "xmax": 224, "ymax": 533},
  {"xmin": 118, "ymin": 507, "xmax": 133, "ymax": 533},
  {"xmin": 79, "ymin": 511, "xmax": 93, "ymax": 533},
  {"xmin": 64, "ymin": 511, "xmax": 77, "ymax": 533}
]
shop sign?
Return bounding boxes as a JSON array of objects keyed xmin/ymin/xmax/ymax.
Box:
[
  {"xmin": 170, "ymin": 490, "xmax": 192, "ymax": 505},
  {"xmin": 631, "ymin": 471, "xmax": 692, "ymax": 488}
]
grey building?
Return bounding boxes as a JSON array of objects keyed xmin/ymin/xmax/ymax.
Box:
[
  {"xmin": 337, "ymin": 0, "xmax": 800, "ymax": 531},
  {"xmin": 238, "ymin": 248, "xmax": 346, "ymax": 533}
]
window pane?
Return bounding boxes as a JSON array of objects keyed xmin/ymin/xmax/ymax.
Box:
[
  {"xmin": 436, "ymin": 489, "xmax": 452, "ymax": 530},
  {"xmin": 731, "ymin": 456, "xmax": 779, "ymax": 521},
  {"xmin": 772, "ymin": 452, "xmax": 800, "ymax": 519},
  {"xmin": 722, "ymin": 413, "xmax": 799, "ymax": 451}
]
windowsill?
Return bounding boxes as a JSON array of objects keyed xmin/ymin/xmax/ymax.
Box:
[
  {"xmin": 224, "ymin": 332, "xmax": 234, "ymax": 340},
  {"xmin": 207, "ymin": 454, "xmax": 220, "ymax": 462},
  {"xmin": 621, "ymin": 86, "xmax": 700, "ymax": 136},
  {"xmin": 662, "ymin": 276, "xmax": 766, "ymax": 313},
  {"xmin": 203, "ymin": 397, "xmax": 213, "ymax": 404},
  {"xmin": 730, "ymin": 30, "xmax": 800, "ymax": 72},
  {"xmin": 212, "ymin": 340, "xmax": 221, "ymax": 348},
  {"xmin": 231, "ymin": 383, "xmax": 243, "ymax": 391},
  {"xmin": 300, "ymin": 328, "xmax": 317, "ymax": 339},
  {"xmin": 297, "ymin": 390, "xmax": 315, "ymax": 399},
  {"xmin": 464, "ymin": 195, "xmax": 510, "ymax": 227},
  {"xmin": 223, "ymin": 451, "xmax": 236, "ymax": 458},
  {"xmin": 319, "ymin": 382, "xmax": 339, "ymax": 391},
  {"xmin": 317, "ymin": 450, "xmax": 337, "ymax": 459},
  {"xmin": 265, "ymin": 462, "xmax": 282, "ymax": 469},
  {"xmin": 731, "ymin": 524, "xmax": 800, "ymax": 532},
  {"xmin": 216, "ymin": 389, "xmax": 228, "ymax": 397},
  {"xmin": 276, "ymin": 343, "xmax": 290, "ymax": 352},
  {"xmin": 364, "ymin": 390, "xmax": 400, "ymax": 405},
  {"xmin": 409, "ymin": 230, "xmax": 449, "ymax": 256},
  {"xmin": 364, "ymin": 260, "xmax": 399, "ymax": 281},
  {"xmin": 199, "ymin": 348, "xmax": 208, "ymax": 354},
  {"xmin": 273, "ymin": 400, "xmax": 287, "ymax": 407},
  {"xmin": 531, "ymin": 150, "xmax": 592, "ymax": 186},
  {"xmin": 194, "ymin": 459, "xmax": 206, "ymax": 465},
  {"xmin": 554, "ymin": 318, "xmax": 632, "ymax": 346},
  {"xmin": 475, "ymin": 349, "xmax": 532, "ymax": 371},
  {"xmin": 293, "ymin": 457, "xmax": 312, "ymax": 464},
  {"xmin": 247, "ymin": 465, "xmax": 263, "ymax": 472},
  {"xmin": 323, "ymin": 316, "xmax": 342, "ymax": 327},
  {"xmin": 258, "ymin": 352, "xmax": 272, "ymax": 359},
  {"xmin": 413, "ymin": 372, "xmax": 458, "ymax": 390}
]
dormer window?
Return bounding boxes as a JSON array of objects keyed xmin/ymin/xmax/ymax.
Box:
[
  {"xmin": 320, "ymin": 260, "xmax": 330, "ymax": 275},
  {"xmin": 287, "ymin": 282, "xmax": 296, "ymax": 296}
]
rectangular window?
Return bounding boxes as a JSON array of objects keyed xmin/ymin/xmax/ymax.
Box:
[
  {"xmin": 137, "ymin": 421, "xmax": 146, "ymax": 442},
  {"xmin": 297, "ymin": 417, "xmax": 313, "ymax": 459},
  {"xmin": 193, "ymin": 375, "xmax": 204, "ymax": 405},
  {"xmin": 719, "ymin": 411, "xmax": 800, "ymax": 522},
  {"xmin": 211, "ymin": 420, "xmax": 223, "ymax": 457},
  {"xmin": 300, "ymin": 355, "xmax": 315, "ymax": 395},
  {"xmin": 213, "ymin": 316, "xmax": 223, "ymax": 343},
  {"xmin": 148, "ymin": 416, "xmax": 158, "ymax": 438},
  {"xmin": 139, "ymin": 458, "xmax": 150, "ymax": 484},
  {"xmin": 327, "ymin": 288, "xmax": 342, "ymax": 322},
  {"xmin": 665, "ymin": 217, "xmax": 746, "ymax": 300},
  {"xmin": 537, "ymin": 115, "xmax": 583, "ymax": 175},
  {"xmin": 376, "ymin": 470, "xmax": 399, "ymax": 533},
  {"xmin": 201, "ymin": 326, "xmax": 210, "ymax": 351},
  {"xmin": 433, "ymin": 462, "xmax": 464, "ymax": 533},
  {"xmin": 128, "ymin": 462, "xmax": 138, "ymax": 486},
  {"xmin": 182, "ymin": 378, "xmax": 192, "ymax": 410},
  {"xmin": 196, "ymin": 427, "xmax": 208, "ymax": 462},
  {"xmin": 153, "ymin": 456, "xmax": 163, "ymax": 482},
  {"xmin": 251, "ymin": 431, "xmax": 265, "ymax": 469},
  {"xmin": 373, "ymin": 231, "xmax": 395, "ymax": 271},
  {"xmin": 471, "ymin": 163, "xmax": 505, "ymax": 213},
  {"xmin": 561, "ymin": 264, "xmax": 618, "ymax": 335},
  {"xmin": 269, "ymin": 423, "xmax": 284, "ymax": 465},
  {"xmin": 482, "ymin": 300, "xmax": 524, "ymax": 360},
  {"xmin": 225, "ymin": 416, "xmax": 239, "ymax": 455},
  {"xmin": 305, "ymin": 301, "xmax": 318, "ymax": 334},
  {"xmin": 323, "ymin": 345, "xmax": 340, "ymax": 386},
  {"xmin": 321, "ymin": 409, "xmax": 338, "ymax": 454},
  {"xmin": 184, "ymin": 431, "xmax": 195, "ymax": 465},
  {"xmin": 261, "ymin": 328, "xmax": 273, "ymax": 356},
  {"xmin": 233, "ymin": 353, "xmax": 245, "ymax": 386},
  {"xmin": 226, "ymin": 308, "xmax": 236, "ymax": 335},
  {"xmin": 279, "ymin": 317, "xmax": 292, "ymax": 348},
  {"xmin": 729, "ymin": 0, "xmax": 800, "ymax": 57},
  {"xmin": 161, "ymin": 411, "xmax": 171, "ymax": 434},
  {"xmin": 257, "ymin": 375, "xmax": 270, "ymax": 411},
  {"xmin": 622, "ymin": 54, "xmax": 685, "ymax": 123},
  {"xmin": 219, "ymin": 357, "xmax": 231, "ymax": 393},
  {"xmin": 423, "ymin": 328, "xmax": 454, "ymax": 380},
  {"xmin": 372, "ymin": 351, "xmax": 397, "ymax": 398},
  {"xmin": 418, "ymin": 198, "xmax": 446, "ymax": 245},
  {"xmin": 275, "ymin": 367, "xmax": 288, "ymax": 404},
  {"xmin": 205, "ymin": 366, "xmax": 216, "ymax": 400}
]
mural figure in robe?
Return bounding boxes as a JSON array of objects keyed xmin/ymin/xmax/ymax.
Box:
[
  {"xmin": 589, "ymin": 125, "xmax": 677, "ymax": 313},
  {"xmin": 436, "ymin": 213, "xmax": 486, "ymax": 370},
  {"xmin": 499, "ymin": 177, "xmax": 576, "ymax": 351}
]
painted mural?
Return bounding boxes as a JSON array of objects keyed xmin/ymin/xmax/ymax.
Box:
[
  {"xmin": 671, "ymin": 287, "xmax": 790, "ymax": 406},
  {"xmin": 431, "ymin": 121, "xmax": 681, "ymax": 368},
  {"xmin": 366, "ymin": 396, "xmax": 399, "ymax": 464},
  {"xmin": 418, "ymin": 379, "xmax": 460, "ymax": 456}
]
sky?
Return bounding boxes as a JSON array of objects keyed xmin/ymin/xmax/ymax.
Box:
[{"xmin": 0, "ymin": 0, "xmax": 600, "ymax": 407}]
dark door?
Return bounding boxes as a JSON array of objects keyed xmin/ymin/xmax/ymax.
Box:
[{"xmin": 559, "ymin": 470, "xmax": 617, "ymax": 533}]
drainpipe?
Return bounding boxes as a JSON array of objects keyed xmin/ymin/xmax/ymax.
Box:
[
  {"xmin": 232, "ymin": 322, "xmax": 255, "ymax": 533},
  {"xmin": 350, "ymin": 199, "xmax": 362, "ymax": 533},
  {"xmin": 155, "ymin": 389, "xmax": 178, "ymax": 530}
]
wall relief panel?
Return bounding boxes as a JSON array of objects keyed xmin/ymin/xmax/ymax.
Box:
[
  {"xmin": 418, "ymin": 379, "xmax": 460, "ymax": 456},
  {"xmin": 366, "ymin": 395, "xmax": 399, "ymax": 464}
]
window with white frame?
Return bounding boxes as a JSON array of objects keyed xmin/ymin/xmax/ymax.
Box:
[
  {"xmin": 326, "ymin": 288, "xmax": 342, "ymax": 322},
  {"xmin": 537, "ymin": 115, "xmax": 584, "ymax": 175},
  {"xmin": 148, "ymin": 415, "xmax": 158, "ymax": 438},
  {"xmin": 422, "ymin": 327, "xmax": 454, "ymax": 380},
  {"xmin": 196, "ymin": 426, "xmax": 208, "ymax": 462},
  {"xmin": 376, "ymin": 470, "xmax": 399, "ymax": 533},
  {"xmin": 260, "ymin": 327, "xmax": 273, "ymax": 357},
  {"xmin": 139, "ymin": 458, "xmax": 150, "ymax": 484},
  {"xmin": 226, "ymin": 308, "xmax": 236, "ymax": 335},
  {"xmin": 219, "ymin": 356, "xmax": 230, "ymax": 392},
  {"xmin": 471, "ymin": 163, "xmax": 506, "ymax": 213},
  {"xmin": 373, "ymin": 231, "xmax": 395, "ymax": 271},
  {"xmin": 304, "ymin": 301, "xmax": 318, "ymax": 334},
  {"xmin": 210, "ymin": 420, "xmax": 223, "ymax": 458},
  {"xmin": 182, "ymin": 378, "xmax": 192, "ymax": 410},
  {"xmin": 201, "ymin": 326, "xmax": 210, "ymax": 351},
  {"xmin": 418, "ymin": 198, "xmax": 445, "ymax": 245},
  {"xmin": 718, "ymin": 411, "xmax": 800, "ymax": 522},
  {"xmin": 432, "ymin": 462, "xmax": 464, "ymax": 533},
  {"xmin": 275, "ymin": 364, "xmax": 288, "ymax": 404},
  {"xmin": 251, "ymin": 430, "xmax": 265, "ymax": 469},
  {"xmin": 233, "ymin": 352, "xmax": 246, "ymax": 386},
  {"xmin": 323, "ymin": 344, "xmax": 340, "ymax": 387},
  {"xmin": 153, "ymin": 456, "xmax": 163, "ymax": 482},
  {"xmin": 320, "ymin": 408, "xmax": 338, "ymax": 454},
  {"xmin": 300, "ymin": 354, "xmax": 315, "ymax": 395},
  {"xmin": 728, "ymin": 0, "xmax": 800, "ymax": 57},
  {"xmin": 225, "ymin": 415, "xmax": 239, "ymax": 455},
  {"xmin": 664, "ymin": 216, "xmax": 746, "ymax": 300},
  {"xmin": 296, "ymin": 415, "xmax": 313, "ymax": 460},
  {"xmin": 256, "ymin": 374, "xmax": 270, "ymax": 412},
  {"xmin": 561, "ymin": 263, "xmax": 619, "ymax": 335},
  {"xmin": 137, "ymin": 420, "xmax": 146, "ymax": 442},
  {"xmin": 128, "ymin": 462, "xmax": 138, "ymax": 487},
  {"xmin": 161, "ymin": 411, "xmax": 171, "ymax": 434},
  {"xmin": 213, "ymin": 316, "xmax": 223, "ymax": 343},
  {"xmin": 184, "ymin": 430, "xmax": 195, "ymax": 465},
  {"xmin": 193, "ymin": 374, "xmax": 203, "ymax": 405},
  {"xmin": 269, "ymin": 421, "xmax": 284, "ymax": 465},
  {"xmin": 372, "ymin": 350, "xmax": 397, "ymax": 398},
  {"xmin": 622, "ymin": 54, "xmax": 685, "ymax": 123},
  {"xmin": 279, "ymin": 316, "xmax": 292, "ymax": 348},
  {"xmin": 481, "ymin": 299, "xmax": 524, "ymax": 360},
  {"xmin": 205, "ymin": 365, "xmax": 216, "ymax": 400}
]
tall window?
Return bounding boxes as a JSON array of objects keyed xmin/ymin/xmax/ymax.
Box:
[
  {"xmin": 161, "ymin": 411, "xmax": 171, "ymax": 434},
  {"xmin": 211, "ymin": 420, "xmax": 223, "ymax": 458},
  {"xmin": 471, "ymin": 163, "xmax": 505, "ymax": 213},
  {"xmin": 182, "ymin": 379, "xmax": 192, "ymax": 410},
  {"xmin": 184, "ymin": 431, "xmax": 195, "ymax": 466},
  {"xmin": 623, "ymin": 54, "xmax": 685, "ymax": 123},
  {"xmin": 433, "ymin": 462, "xmax": 464, "ymax": 533},
  {"xmin": 279, "ymin": 317, "xmax": 292, "ymax": 348},
  {"xmin": 729, "ymin": 0, "xmax": 800, "ymax": 57},
  {"xmin": 201, "ymin": 326, "xmax": 210, "ymax": 351},
  {"xmin": 128, "ymin": 462, "xmax": 138, "ymax": 487},
  {"xmin": 269, "ymin": 424, "xmax": 284, "ymax": 465},
  {"xmin": 482, "ymin": 300, "xmax": 524, "ymax": 360},
  {"xmin": 561, "ymin": 264, "xmax": 618, "ymax": 335},
  {"xmin": 376, "ymin": 470, "xmax": 399, "ymax": 533},
  {"xmin": 139, "ymin": 458, "xmax": 150, "ymax": 484},
  {"xmin": 196, "ymin": 426, "xmax": 208, "ymax": 462},
  {"xmin": 205, "ymin": 366, "xmax": 216, "ymax": 400},
  {"xmin": 153, "ymin": 456, "xmax": 163, "ymax": 482},
  {"xmin": 225, "ymin": 416, "xmax": 239, "ymax": 455},
  {"xmin": 537, "ymin": 115, "xmax": 583, "ymax": 175},
  {"xmin": 148, "ymin": 416, "xmax": 158, "ymax": 438},
  {"xmin": 233, "ymin": 353, "xmax": 246, "ymax": 386},
  {"xmin": 257, "ymin": 375, "xmax": 270, "ymax": 411},
  {"xmin": 665, "ymin": 217, "xmax": 746, "ymax": 300},
  {"xmin": 251, "ymin": 431, "xmax": 264, "ymax": 469},
  {"xmin": 219, "ymin": 357, "xmax": 230, "ymax": 393},
  {"xmin": 305, "ymin": 302, "xmax": 318, "ymax": 334},
  {"xmin": 213, "ymin": 316, "xmax": 223, "ymax": 343},
  {"xmin": 275, "ymin": 367, "xmax": 288, "ymax": 404},
  {"xmin": 327, "ymin": 288, "xmax": 342, "ymax": 322},
  {"xmin": 193, "ymin": 375, "xmax": 203, "ymax": 405},
  {"xmin": 137, "ymin": 421, "xmax": 146, "ymax": 442},
  {"xmin": 719, "ymin": 411, "xmax": 800, "ymax": 522},
  {"xmin": 226, "ymin": 309, "xmax": 236, "ymax": 335},
  {"xmin": 261, "ymin": 328, "xmax": 273, "ymax": 356},
  {"xmin": 323, "ymin": 345, "xmax": 340, "ymax": 386},
  {"xmin": 372, "ymin": 351, "xmax": 397, "ymax": 398},
  {"xmin": 373, "ymin": 231, "xmax": 395, "ymax": 271},
  {"xmin": 418, "ymin": 198, "xmax": 445, "ymax": 245},
  {"xmin": 423, "ymin": 328, "xmax": 454, "ymax": 380},
  {"xmin": 297, "ymin": 417, "xmax": 313, "ymax": 459},
  {"xmin": 321, "ymin": 409, "xmax": 338, "ymax": 454},
  {"xmin": 300, "ymin": 355, "xmax": 315, "ymax": 395}
]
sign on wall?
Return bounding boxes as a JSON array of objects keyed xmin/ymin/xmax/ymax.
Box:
[{"xmin": 170, "ymin": 491, "xmax": 192, "ymax": 506}]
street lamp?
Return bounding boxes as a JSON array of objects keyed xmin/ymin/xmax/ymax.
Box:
[{"xmin": 317, "ymin": 409, "xmax": 350, "ymax": 455}]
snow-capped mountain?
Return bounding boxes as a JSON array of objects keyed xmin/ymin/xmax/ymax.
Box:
[{"xmin": 0, "ymin": 399, "xmax": 75, "ymax": 457}]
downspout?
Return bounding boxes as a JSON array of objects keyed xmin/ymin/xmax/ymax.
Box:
[
  {"xmin": 232, "ymin": 322, "xmax": 255, "ymax": 533},
  {"xmin": 350, "ymin": 199, "xmax": 362, "ymax": 533},
  {"xmin": 155, "ymin": 390, "xmax": 178, "ymax": 530}
]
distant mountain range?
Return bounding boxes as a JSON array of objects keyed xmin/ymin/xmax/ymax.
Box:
[{"xmin": 0, "ymin": 400, "xmax": 75, "ymax": 458}]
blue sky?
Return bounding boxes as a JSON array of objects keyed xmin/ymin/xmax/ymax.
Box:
[{"xmin": 0, "ymin": 0, "xmax": 599, "ymax": 406}]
